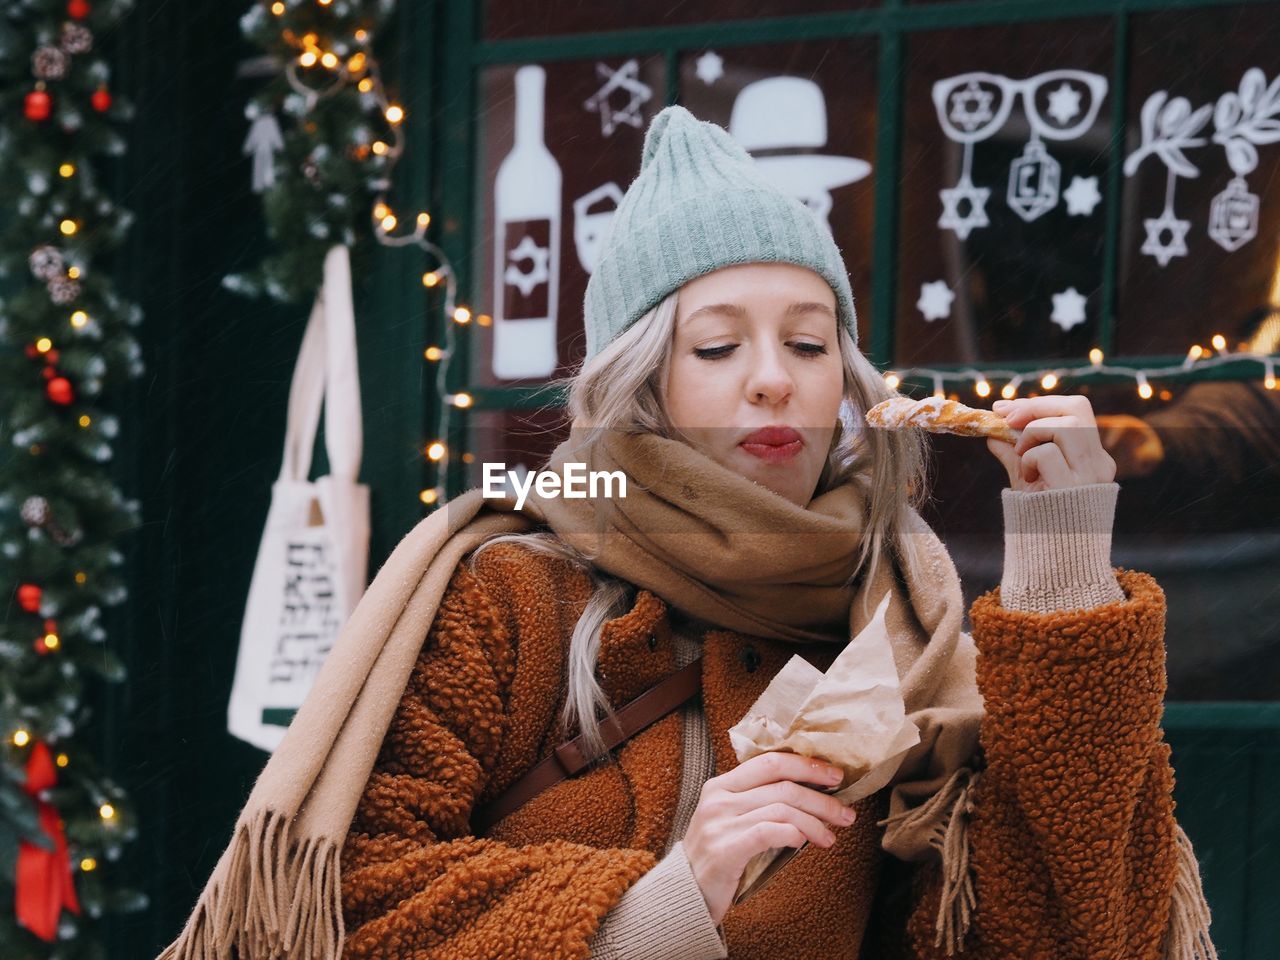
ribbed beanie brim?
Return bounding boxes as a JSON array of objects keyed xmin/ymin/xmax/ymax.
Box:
[{"xmin": 583, "ymin": 104, "xmax": 858, "ymax": 361}]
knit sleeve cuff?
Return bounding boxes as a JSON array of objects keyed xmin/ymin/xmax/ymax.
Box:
[
  {"xmin": 999, "ymin": 482, "xmax": 1126, "ymax": 614},
  {"xmin": 587, "ymin": 840, "xmax": 728, "ymax": 960}
]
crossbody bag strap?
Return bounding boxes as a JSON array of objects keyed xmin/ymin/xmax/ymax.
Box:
[{"xmin": 471, "ymin": 655, "xmax": 704, "ymax": 835}]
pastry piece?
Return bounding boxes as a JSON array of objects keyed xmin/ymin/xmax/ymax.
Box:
[{"xmin": 865, "ymin": 395, "xmax": 1020, "ymax": 444}]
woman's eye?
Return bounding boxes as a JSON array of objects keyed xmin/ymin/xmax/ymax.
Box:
[
  {"xmin": 792, "ymin": 342, "xmax": 827, "ymax": 356},
  {"xmin": 693, "ymin": 345, "xmax": 735, "ymax": 359},
  {"xmin": 693, "ymin": 343, "xmax": 827, "ymax": 360}
]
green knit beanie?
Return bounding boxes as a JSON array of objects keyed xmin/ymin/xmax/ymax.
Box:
[{"xmin": 583, "ymin": 104, "xmax": 858, "ymax": 362}]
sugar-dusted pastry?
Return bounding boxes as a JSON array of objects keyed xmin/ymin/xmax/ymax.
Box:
[{"xmin": 865, "ymin": 395, "xmax": 1021, "ymax": 444}]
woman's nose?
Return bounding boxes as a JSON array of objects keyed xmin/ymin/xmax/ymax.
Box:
[{"xmin": 746, "ymin": 346, "xmax": 794, "ymax": 403}]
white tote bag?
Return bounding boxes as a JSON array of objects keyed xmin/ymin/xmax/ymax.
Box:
[{"xmin": 226, "ymin": 244, "xmax": 371, "ymax": 753}]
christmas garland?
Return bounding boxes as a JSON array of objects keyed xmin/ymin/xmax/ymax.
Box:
[{"xmin": 0, "ymin": 0, "xmax": 147, "ymax": 954}]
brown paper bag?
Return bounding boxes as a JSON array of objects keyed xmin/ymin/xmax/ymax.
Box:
[{"xmin": 727, "ymin": 592, "xmax": 919, "ymax": 905}]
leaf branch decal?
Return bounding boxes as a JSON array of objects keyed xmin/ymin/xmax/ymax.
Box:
[
  {"xmin": 1124, "ymin": 90, "xmax": 1214, "ymax": 178},
  {"xmin": 1212, "ymin": 67, "xmax": 1280, "ymax": 175}
]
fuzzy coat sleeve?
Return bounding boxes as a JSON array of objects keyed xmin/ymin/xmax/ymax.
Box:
[
  {"xmin": 337, "ymin": 556, "xmax": 657, "ymax": 959},
  {"xmin": 893, "ymin": 482, "xmax": 1198, "ymax": 959}
]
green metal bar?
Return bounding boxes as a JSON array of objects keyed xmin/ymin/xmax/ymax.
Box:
[
  {"xmin": 472, "ymin": 0, "xmax": 1278, "ymax": 66},
  {"xmin": 869, "ymin": 25, "xmax": 904, "ymax": 369},
  {"xmin": 1097, "ymin": 10, "xmax": 1129, "ymax": 360}
]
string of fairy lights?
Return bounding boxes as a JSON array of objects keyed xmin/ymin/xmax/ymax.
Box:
[
  {"xmin": 272, "ymin": 0, "xmax": 1278, "ymax": 513},
  {"xmin": 265, "ymin": 0, "xmax": 486, "ymax": 510},
  {"xmin": 886, "ymin": 337, "xmax": 1280, "ymax": 403}
]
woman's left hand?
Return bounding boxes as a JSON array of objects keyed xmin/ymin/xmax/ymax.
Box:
[{"xmin": 986, "ymin": 395, "xmax": 1117, "ymax": 492}]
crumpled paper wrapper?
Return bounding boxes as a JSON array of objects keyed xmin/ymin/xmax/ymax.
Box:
[{"xmin": 727, "ymin": 592, "xmax": 920, "ymax": 905}]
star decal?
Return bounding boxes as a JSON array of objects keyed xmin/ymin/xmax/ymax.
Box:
[
  {"xmin": 949, "ymin": 80, "xmax": 995, "ymax": 132},
  {"xmin": 695, "ymin": 51, "xmax": 724, "ymax": 85},
  {"xmin": 938, "ymin": 178, "xmax": 990, "ymax": 240},
  {"xmin": 583, "ymin": 59, "xmax": 654, "ymax": 137},
  {"xmin": 1141, "ymin": 208, "xmax": 1191, "ymax": 267},
  {"xmin": 917, "ymin": 280, "xmax": 956, "ymax": 322},
  {"xmin": 1050, "ymin": 287, "xmax": 1087, "ymax": 332},
  {"xmin": 504, "ymin": 234, "xmax": 551, "ymax": 296},
  {"xmin": 1062, "ymin": 175, "xmax": 1102, "ymax": 216},
  {"xmin": 1046, "ymin": 82, "xmax": 1082, "ymax": 126}
]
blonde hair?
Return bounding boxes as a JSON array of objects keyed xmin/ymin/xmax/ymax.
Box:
[{"xmin": 467, "ymin": 287, "xmax": 932, "ymax": 764}]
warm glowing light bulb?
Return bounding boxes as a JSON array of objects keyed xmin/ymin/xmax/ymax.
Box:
[
  {"xmin": 358, "ymin": 78, "xmax": 374, "ymax": 93},
  {"xmin": 422, "ymin": 271, "xmax": 439, "ymax": 287},
  {"xmin": 417, "ymin": 212, "xmax": 430, "ymax": 227},
  {"xmin": 933, "ymin": 387, "xmax": 946, "ymax": 399},
  {"xmin": 1089, "ymin": 348, "xmax": 1103, "ymax": 365},
  {"xmin": 60, "ymin": 219, "xmax": 77, "ymax": 236},
  {"xmin": 78, "ymin": 415, "xmax": 91, "ymax": 428},
  {"xmin": 385, "ymin": 105, "xmax": 405, "ymax": 124},
  {"xmin": 420, "ymin": 488, "xmax": 438, "ymax": 504},
  {"xmin": 67, "ymin": 266, "xmax": 80, "ymax": 279},
  {"xmin": 1266, "ymin": 362, "xmax": 1277, "ymax": 390},
  {"xmin": 424, "ymin": 345, "xmax": 443, "ymax": 361},
  {"xmin": 1136, "ymin": 373, "xmax": 1153, "ymax": 399},
  {"xmin": 271, "ymin": 1, "xmax": 285, "ymax": 12},
  {"xmin": 44, "ymin": 633, "xmax": 59, "ymax": 649},
  {"xmin": 1211, "ymin": 334, "xmax": 1227, "ymax": 352},
  {"xmin": 299, "ymin": 51, "xmax": 318, "ymax": 67},
  {"xmin": 56, "ymin": 753, "xmax": 68, "ymax": 767},
  {"xmin": 451, "ymin": 392, "xmax": 473, "ymax": 408},
  {"xmin": 355, "ymin": 28, "xmax": 368, "ymax": 41},
  {"xmin": 1001, "ymin": 382, "xmax": 1018, "ymax": 400},
  {"xmin": 975, "ymin": 379, "xmax": 991, "ymax": 398},
  {"xmin": 36, "ymin": 337, "xmax": 52, "ymax": 352},
  {"xmin": 348, "ymin": 53, "xmax": 367, "ymax": 73},
  {"xmin": 1040, "ymin": 373, "xmax": 1058, "ymax": 390},
  {"xmin": 372, "ymin": 141, "xmax": 388, "ymax": 155},
  {"xmin": 80, "ymin": 857, "xmax": 97, "ymax": 871},
  {"xmin": 373, "ymin": 202, "xmax": 390, "ymax": 220},
  {"xmin": 75, "ymin": 572, "xmax": 86, "ymax": 584},
  {"xmin": 59, "ymin": 163, "xmax": 76, "ymax": 177},
  {"xmin": 477, "ymin": 313, "xmax": 492, "ymax": 327},
  {"xmin": 380, "ymin": 214, "xmax": 397, "ymax": 231},
  {"xmin": 321, "ymin": 52, "xmax": 339, "ymax": 70},
  {"xmin": 1188, "ymin": 344, "xmax": 1203, "ymax": 361},
  {"xmin": 453, "ymin": 307, "xmax": 472, "ymax": 324},
  {"xmin": 13, "ymin": 730, "xmax": 29, "ymax": 747},
  {"xmin": 71, "ymin": 310, "xmax": 88, "ymax": 328},
  {"xmin": 426, "ymin": 441, "xmax": 446, "ymax": 461},
  {"xmin": 99, "ymin": 803, "xmax": 115, "ymax": 820},
  {"xmin": 884, "ymin": 372, "xmax": 900, "ymax": 390}
]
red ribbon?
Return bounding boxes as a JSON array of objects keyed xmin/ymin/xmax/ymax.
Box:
[{"xmin": 15, "ymin": 740, "xmax": 81, "ymax": 941}]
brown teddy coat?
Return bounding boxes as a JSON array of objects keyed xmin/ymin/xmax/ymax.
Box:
[{"xmin": 337, "ymin": 489, "xmax": 1198, "ymax": 959}]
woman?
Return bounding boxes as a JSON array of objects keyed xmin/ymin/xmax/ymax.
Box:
[{"xmin": 158, "ymin": 106, "xmax": 1215, "ymax": 960}]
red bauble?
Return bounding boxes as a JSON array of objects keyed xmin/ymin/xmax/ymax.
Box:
[
  {"xmin": 46, "ymin": 376, "xmax": 74, "ymax": 405},
  {"xmin": 68, "ymin": 0, "xmax": 90, "ymax": 18},
  {"xmin": 91, "ymin": 88, "xmax": 111, "ymax": 113},
  {"xmin": 18, "ymin": 584, "xmax": 43, "ymax": 613},
  {"xmin": 33, "ymin": 636, "xmax": 49, "ymax": 655},
  {"xmin": 42, "ymin": 368, "xmax": 56, "ymax": 380},
  {"xmin": 24, "ymin": 90, "xmax": 52, "ymax": 122},
  {"xmin": 45, "ymin": 349, "xmax": 60, "ymax": 364}
]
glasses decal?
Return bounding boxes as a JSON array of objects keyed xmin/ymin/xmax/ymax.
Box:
[{"xmin": 931, "ymin": 69, "xmax": 1110, "ymax": 239}]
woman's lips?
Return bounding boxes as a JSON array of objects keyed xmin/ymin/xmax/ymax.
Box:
[{"xmin": 740, "ymin": 439, "xmax": 804, "ymax": 462}]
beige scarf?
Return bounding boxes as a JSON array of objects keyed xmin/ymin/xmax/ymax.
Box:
[{"xmin": 158, "ymin": 425, "xmax": 983, "ymax": 959}]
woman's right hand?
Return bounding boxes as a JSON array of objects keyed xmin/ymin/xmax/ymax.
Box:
[{"xmin": 681, "ymin": 751, "xmax": 857, "ymax": 925}]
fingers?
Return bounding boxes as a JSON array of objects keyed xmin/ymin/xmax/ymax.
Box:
[
  {"xmin": 730, "ymin": 779, "xmax": 856, "ymax": 832},
  {"xmin": 1012, "ymin": 415, "xmax": 1095, "ymax": 470},
  {"xmin": 740, "ymin": 801, "xmax": 839, "ymax": 848},
  {"xmin": 993, "ymin": 394, "xmax": 1096, "ymax": 428},
  {"xmin": 715, "ymin": 750, "xmax": 843, "ymax": 794},
  {"xmin": 1020, "ymin": 442, "xmax": 1074, "ymax": 487}
]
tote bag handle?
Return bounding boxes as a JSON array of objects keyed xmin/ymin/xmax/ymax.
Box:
[{"xmin": 278, "ymin": 244, "xmax": 363, "ymax": 485}]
